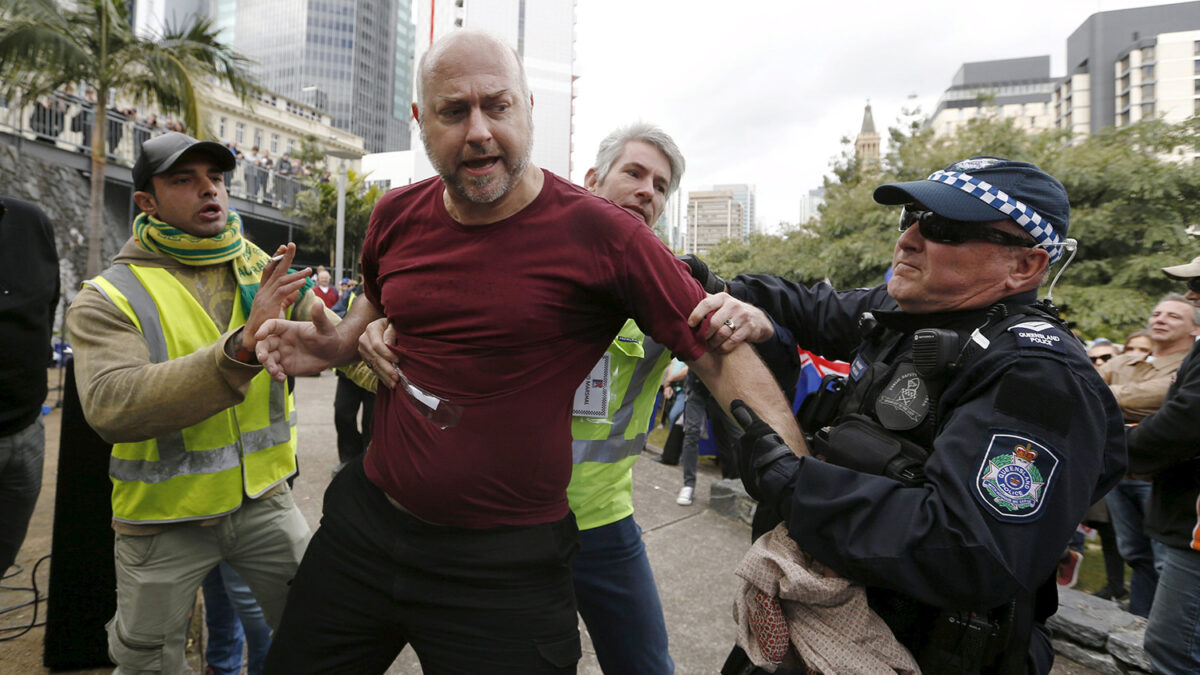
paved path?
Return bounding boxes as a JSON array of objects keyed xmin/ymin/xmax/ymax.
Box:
[
  {"xmin": 3, "ymin": 371, "xmax": 751, "ymax": 673},
  {"xmin": 3, "ymin": 370, "xmax": 1099, "ymax": 673}
]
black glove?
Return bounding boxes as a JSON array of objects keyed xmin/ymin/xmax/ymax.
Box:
[
  {"xmin": 730, "ymin": 399, "xmax": 801, "ymax": 517},
  {"xmin": 677, "ymin": 254, "xmax": 726, "ymax": 294}
]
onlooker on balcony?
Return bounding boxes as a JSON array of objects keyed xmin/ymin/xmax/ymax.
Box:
[{"xmin": 29, "ymin": 96, "xmax": 66, "ymax": 143}]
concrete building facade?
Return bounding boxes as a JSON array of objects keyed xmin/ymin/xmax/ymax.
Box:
[
  {"xmin": 1113, "ymin": 29, "xmax": 1200, "ymax": 128},
  {"xmin": 1053, "ymin": 1, "xmax": 1200, "ymax": 134},
  {"xmin": 930, "ymin": 57, "xmax": 1057, "ymax": 137},
  {"xmin": 713, "ymin": 183, "xmax": 756, "ymax": 237},
  {"xmin": 686, "ymin": 189, "xmax": 743, "ymax": 256},
  {"xmin": 798, "ymin": 186, "xmax": 825, "ymax": 227},
  {"xmin": 206, "ymin": 0, "xmax": 415, "ymax": 154}
]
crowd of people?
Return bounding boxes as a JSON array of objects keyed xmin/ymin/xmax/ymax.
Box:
[
  {"xmin": 1056, "ymin": 294, "xmax": 1200, "ymax": 631},
  {"xmin": 19, "ymin": 88, "xmax": 318, "ymax": 209},
  {"xmin": 4, "ymin": 28, "xmax": 1200, "ymax": 675}
]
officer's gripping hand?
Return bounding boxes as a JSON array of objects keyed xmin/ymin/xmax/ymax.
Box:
[
  {"xmin": 731, "ymin": 399, "xmax": 801, "ymax": 517},
  {"xmin": 677, "ymin": 254, "xmax": 727, "ymax": 294}
]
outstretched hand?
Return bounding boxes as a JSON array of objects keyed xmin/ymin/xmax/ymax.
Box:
[
  {"xmin": 255, "ymin": 295, "xmax": 342, "ymax": 382},
  {"xmin": 688, "ymin": 292, "xmax": 776, "ymax": 353}
]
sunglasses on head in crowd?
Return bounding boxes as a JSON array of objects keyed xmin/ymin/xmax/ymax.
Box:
[
  {"xmin": 1187, "ymin": 277, "xmax": 1200, "ymax": 293},
  {"xmin": 899, "ymin": 206, "xmax": 1037, "ymax": 248},
  {"xmin": 1091, "ymin": 353, "xmax": 1114, "ymax": 364}
]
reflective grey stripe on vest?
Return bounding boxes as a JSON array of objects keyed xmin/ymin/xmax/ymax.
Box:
[
  {"xmin": 108, "ymin": 410, "xmax": 297, "ymax": 484},
  {"xmin": 94, "ymin": 264, "xmax": 295, "ymax": 484},
  {"xmin": 572, "ymin": 338, "xmax": 669, "ymax": 465}
]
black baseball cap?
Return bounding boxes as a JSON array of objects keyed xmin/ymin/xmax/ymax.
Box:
[
  {"xmin": 132, "ymin": 132, "xmax": 235, "ymax": 191},
  {"xmin": 873, "ymin": 157, "xmax": 1070, "ymax": 263}
]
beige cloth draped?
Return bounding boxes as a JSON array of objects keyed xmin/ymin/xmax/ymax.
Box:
[{"xmin": 732, "ymin": 523, "xmax": 920, "ymax": 674}]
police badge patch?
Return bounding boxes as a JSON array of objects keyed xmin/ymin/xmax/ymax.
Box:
[
  {"xmin": 974, "ymin": 432, "xmax": 1059, "ymax": 521},
  {"xmin": 1008, "ymin": 321, "xmax": 1068, "ymax": 354},
  {"xmin": 874, "ymin": 363, "xmax": 930, "ymax": 430}
]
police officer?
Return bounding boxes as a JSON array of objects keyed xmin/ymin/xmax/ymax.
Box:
[{"xmin": 692, "ymin": 158, "xmax": 1126, "ymax": 674}]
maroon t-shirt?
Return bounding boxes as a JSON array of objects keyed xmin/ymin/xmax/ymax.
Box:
[{"xmin": 361, "ymin": 170, "xmax": 710, "ymax": 528}]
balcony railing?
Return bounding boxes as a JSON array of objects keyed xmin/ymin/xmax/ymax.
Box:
[{"xmin": 0, "ymin": 90, "xmax": 311, "ymax": 209}]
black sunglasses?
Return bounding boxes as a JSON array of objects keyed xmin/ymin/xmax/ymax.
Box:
[
  {"xmin": 899, "ymin": 206, "xmax": 1037, "ymax": 248},
  {"xmin": 1187, "ymin": 278, "xmax": 1200, "ymax": 293},
  {"xmin": 1091, "ymin": 353, "xmax": 1114, "ymax": 364}
]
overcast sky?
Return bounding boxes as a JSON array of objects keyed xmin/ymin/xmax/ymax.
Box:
[{"xmin": 569, "ymin": 0, "xmax": 1173, "ymax": 231}]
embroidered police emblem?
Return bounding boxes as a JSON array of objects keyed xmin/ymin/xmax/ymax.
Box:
[
  {"xmin": 947, "ymin": 157, "xmax": 1002, "ymax": 172},
  {"xmin": 1008, "ymin": 321, "xmax": 1067, "ymax": 354},
  {"xmin": 974, "ymin": 433, "xmax": 1058, "ymax": 521},
  {"xmin": 874, "ymin": 363, "xmax": 930, "ymax": 431}
]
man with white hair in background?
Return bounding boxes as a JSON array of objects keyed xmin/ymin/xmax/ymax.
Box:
[{"xmin": 1099, "ymin": 293, "xmax": 1199, "ymax": 618}]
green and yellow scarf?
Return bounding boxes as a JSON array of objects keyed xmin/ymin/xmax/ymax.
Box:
[{"xmin": 133, "ymin": 210, "xmax": 313, "ymax": 319}]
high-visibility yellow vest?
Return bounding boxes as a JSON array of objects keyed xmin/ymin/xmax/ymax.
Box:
[
  {"xmin": 568, "ymin": 319, "xmax": 672, "ymax": 530},
  {"xmin": 84, "ymin": 264, "xmax": 298, "ymax": 524}
]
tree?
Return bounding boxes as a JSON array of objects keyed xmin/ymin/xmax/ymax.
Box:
[
  {"xmin": 287, "ymin": 169, "xmax": 385, "ymax": 277},
  {"xmin": 704, "ymin": 111, "xmax": 1200, "ymax": 339},
  {"xmin": 0, "ymin": 0, "xmax": 263, "ymax": 277}
]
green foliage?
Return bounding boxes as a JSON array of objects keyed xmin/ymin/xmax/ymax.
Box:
[
  {"xmin": 295, "ymin": 134, "xmax": 328, "ymax": 172},
  {"xmin": 287, "ymin": 169, "xmax": 384, "ymax": 276},
  {"xmin": 0, "ymin": 0, "xmax": 263, "ymax": 275},
  {"xmin": 701, "ymin": 108, "xmax": 1200, "ymax": 339}
]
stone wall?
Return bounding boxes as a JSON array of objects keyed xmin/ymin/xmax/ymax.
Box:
[
  {"xmin": 0, "ymin": 140, "xmax": 128, "ymax": 308},
  {"xmin": 708, "ymin": 482, "xmax": 1151, "ymax": 672},
  {"xmin": 1049, "ymin": 589, "xmax": 1150, "ymax": 674}
]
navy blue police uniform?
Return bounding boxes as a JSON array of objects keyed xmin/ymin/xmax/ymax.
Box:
[{"xmin": 716, "ymin": 158, "xmax": 1126, "ymax": 675}]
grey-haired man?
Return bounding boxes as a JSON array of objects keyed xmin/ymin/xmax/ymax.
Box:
[
  {"xmin": 567, "ymin": 123, "xmax": 682, "ymax": 674},
  {"xmin": 701, "ymin": 158, "xmax": 1126, "ymax": 673}
]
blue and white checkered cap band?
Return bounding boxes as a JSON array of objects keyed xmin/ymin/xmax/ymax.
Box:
[{"xmin": 927, "ymin": 169, "xmax": 1065, "ymax": 263}]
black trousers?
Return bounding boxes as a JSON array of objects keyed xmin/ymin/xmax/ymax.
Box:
[
  {"xmin": 264, "ymin": 459, "xmax": 581, "ymax": 674},
  {"xmin": 333, "ymin": 373, "xmax": 375, "ymax": 464}
]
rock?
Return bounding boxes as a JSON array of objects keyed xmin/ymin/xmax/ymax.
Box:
[
  {"xmin": 1048, "ymin": 603, "xmax": 1116, "ymax": 649},
  {"xmin": 709, "ymin": 479, "xmax": 755, "ymax": 526},
  {"xmin": 1052, "ymin": 639, "xmax": 1122, "ymax": 675},
  {"xmin": 1108, "ymin": 629, "xmax": 1151, "ymax": 672}
]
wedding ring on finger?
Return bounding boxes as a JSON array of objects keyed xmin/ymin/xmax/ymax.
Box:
[{"xmin": 723, "ymin": 318, "xmax": 737, "ymax": 332}]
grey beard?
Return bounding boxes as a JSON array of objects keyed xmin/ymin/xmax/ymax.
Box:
[{"xmin": 420, "ymin": 121, "xmax": 534, "ymax": 205}]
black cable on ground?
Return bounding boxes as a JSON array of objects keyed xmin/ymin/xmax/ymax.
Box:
[{"xmin": 0, "ymin": 554, "xmax": 51, "ymax": 640}]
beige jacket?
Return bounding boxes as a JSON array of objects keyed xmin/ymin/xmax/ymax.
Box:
[
  {"xmin": 66, "ymin": 238, "xmax": 372, "ymax": 532},
  {"xmin": 1100, "ymin": 349, "xmax": 1188, "ymax": 422}
]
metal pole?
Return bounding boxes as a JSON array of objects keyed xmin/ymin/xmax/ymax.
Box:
[{"xmin": 335, "ymin": 163, "xmax": 346, "ymax": 285}]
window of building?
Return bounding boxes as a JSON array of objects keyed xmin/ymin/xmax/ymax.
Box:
[
  {"xmin": 1195, "ymin": 60, "xmax": 1200, "ymax": 75},
  {"xmin": 287, "ymin": 139, "xmax": 296, "ymax": 154},
  {"xmin": 1142, "ymin": 83, "xmax": 1154, "ymax": 100},
  {"xmin": 271, "ymin": 134, "xmax": 279, "ymax": 153},
  {"xmin": 219, "ymin": 117, "xmax": 226, "ymax": 139},
  {"xmin": 235, "ymin": 122, "xmax": 245, "ymax": 144},
  {"xmin": 1141, "ymin": 46, "xmax": 1154, "ymax": 62},
  {"xmin": 1195, "ymin": 40, "xmax": 1200, "ymax": 55},
  {"xmin": 1143, "ymin": 64, "xmax": 1154, "ymax": 79},
  {"xmin": 1142, "ymin": 102, "xmax": 1154, "ymax": 117},
  {"xmin": 254, "ymin": 129, "xmax": 263, "ymax": 148}
]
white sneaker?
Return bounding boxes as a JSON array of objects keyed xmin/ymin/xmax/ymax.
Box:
[{"xmin": 676, "ymin": 486, "xmax": 694, "ymax": 506}]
